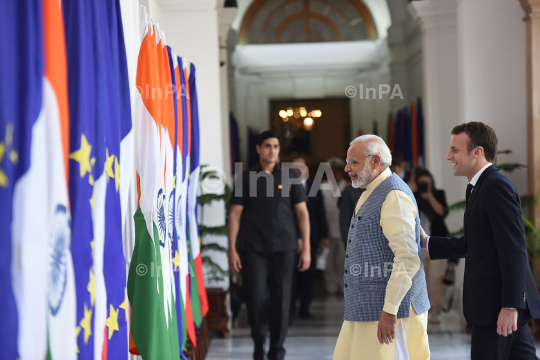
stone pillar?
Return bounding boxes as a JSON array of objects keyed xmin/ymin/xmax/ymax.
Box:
[
  {"xmin": 218, "ymin": 6, "xmax": 237, "ymax": 185},
  {"xmin": 520, "ymin": 0, "xmax": 540, "ymax": 227},
  {"xmin": 409, "ymin": 0, "xmax": 465, "ymax": 216},
  {"xmin": 457, "ymin": 0, "xmax": 528, "ymax": 195},
  {"xmin": 410, "ymin": 2, "xmax": 466, "ymax": 327}
]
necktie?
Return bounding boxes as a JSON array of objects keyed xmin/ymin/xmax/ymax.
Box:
[{"xmin": 466, "ymin": 183, "xmax": 474, "ymax": 205}]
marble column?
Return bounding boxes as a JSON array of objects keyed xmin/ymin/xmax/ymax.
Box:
[
  {"xmin": 408, "ymin": 0, "xmax": 464, "ymax": 215},
  {"xmin": 520, "ymin": 0, "xmax": 540, "ymax": 227},
  {"xmin": 218, "ymin": 6, "xmax": 237, "ymax": 185}
]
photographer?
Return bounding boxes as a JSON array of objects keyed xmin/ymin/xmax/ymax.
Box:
[{"xmin": 414, "ymin": 168, "xmax": 450, "ymax": 324}]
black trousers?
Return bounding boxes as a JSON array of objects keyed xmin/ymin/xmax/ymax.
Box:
[
  {"xmin": 471, "ymin": 309, "xmax": 538, "ymax": 360},
  {"xmin": 241, "ymin": 251, "xmax": 296, "ymax": 360},
  {"xmin": 292, "ymin": 245, "xmax": 318, "ymax": 316}
]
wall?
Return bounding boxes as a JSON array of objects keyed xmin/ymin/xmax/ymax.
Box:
[{"xmin": 458, "ymin": 0, "xmax": 528, "ymax": 195}]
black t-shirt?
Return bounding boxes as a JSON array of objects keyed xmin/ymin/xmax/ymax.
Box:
[{"xmin": 230, "ymin": 162, "xmax": 307, "ymax": 253}]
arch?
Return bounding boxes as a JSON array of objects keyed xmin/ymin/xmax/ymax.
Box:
[{"xmin": 238, "ymin": 0, "xmax": 378, "ymax": 45}]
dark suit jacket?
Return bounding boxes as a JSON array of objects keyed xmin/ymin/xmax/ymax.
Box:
[
  {"xmin": 414, "ymin": 189, "xmax": 449, "ymax": 237},
  {"xmin": 429, "ymin": 165, "xmax": 540, "ymax": 326},
  {"xmin": 304, "ymin": 179, "xmax": 328, "ymax": 247},
  {"xmin": 338, "ymin": 185, "xmax": 365, "ymax": 249}
]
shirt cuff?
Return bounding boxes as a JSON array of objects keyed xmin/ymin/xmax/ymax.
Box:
[
  {"xmin": 426, "ymin": 236, "xmax": 430, "ymax": 252},
  {"xmin": 383, "ymin": 302, "xmax": 400, "ymax": 316}
]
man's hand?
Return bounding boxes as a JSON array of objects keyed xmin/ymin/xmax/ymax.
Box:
[
  {"xmin": 497, "ymin": 308, "xmax": 518, "ymax": 337},
  {"xmin": 420, "ymin": 226, "xmax": 428, "ymax": 249},
  {"xmin": 298, "ymin": 249, "xmax": 311, "ymax": 272},
  {"xmin": 377, "ymin": 311, "xmax": 397, "ymax": 345},
  {"xmin": 320, "ymin": 238, "xmax": 330, "ymax": 248},
  {"xmin": 297, "ymin": 238, "xmax": 304, "ymax": 254},
  {"xmin": 229, "ymin": 249, "xmax": 242, "ymax": 273}
]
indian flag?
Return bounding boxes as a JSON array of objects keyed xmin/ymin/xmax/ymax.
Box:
[
  {"xmin": 175, "ymin": 55, "xmax": 197, "ymax": 349},
  {"xmin": 126, "ymin": 6, "xmax": 180, "ymax": 359},
  {"xmin": 187, "ymin": 61, "xmax": 209, "ymax": 324}
]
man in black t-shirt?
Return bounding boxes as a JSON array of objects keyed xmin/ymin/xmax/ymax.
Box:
[{"xmin": 228, "ymin": 131, "xmax": 310, "ymax": 360}]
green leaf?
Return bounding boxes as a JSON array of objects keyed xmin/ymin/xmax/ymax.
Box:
[
  {"xmin": 446, "ymin": 200, "xmax": 467, "ymax": 212},
  {"xmin": 496, "ymin": 163, "xmax": 527, "ymax": 173},
  {"xmin": 521, "ymin": 194, "xmax": 537, "ymax": 209},
  {"xmin": 497, "ymin": 149, "xmax": 513, "ymax": 155},
  {"xmin": 448, "ymin": 229, "xmax": 464, "ymax": 238},
  {"xmin": 200, "ymin": 242, "xmax": 227, "ymax": 253},
  {"xmin": 198, "ymin": 193, "xmax": 227, "ymax": 206},
  {"xmin": 524, "ymin": 216, "xmax": 540, "ymax": 259},
  {"xmin": 200, "ymin": 225, "xmax": 228, "ymax": 237},
  {"xmin": 202, "ymin": 256, "xmax": 228, "ymax": 283}
]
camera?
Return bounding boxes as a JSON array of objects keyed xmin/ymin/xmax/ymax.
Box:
[{"xmin": 417, "ymin": 182, "xmax": 429, "ymax": 194}]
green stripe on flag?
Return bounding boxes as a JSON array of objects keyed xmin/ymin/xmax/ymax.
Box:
[
  {"xmin": 188, "ymin": 235, "xmax": 202, "ymax": 327},
  {"xmin": 127, "ymin": 206, "xmax": 180, "ymax": 359},
  {"xmin": 180, "ymin": 295, "xmax": 188, "ymax": 351}
]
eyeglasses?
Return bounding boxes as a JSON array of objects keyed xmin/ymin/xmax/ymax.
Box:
[{"xmin": 345, "ymin": 154, "xmax": 374, "ymax": 167}]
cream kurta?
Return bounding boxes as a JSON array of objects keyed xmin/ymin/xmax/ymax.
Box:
[{"xmin": 333, "ymin": 168, "xmax": 430, "ymax": 360}]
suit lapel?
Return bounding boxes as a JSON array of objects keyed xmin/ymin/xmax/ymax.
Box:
[{"xmin": 464, "ymin": 165, "xmax": 498, "ymax": 231}]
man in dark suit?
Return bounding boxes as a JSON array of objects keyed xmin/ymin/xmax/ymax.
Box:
[
  {"xmin": 291, "ymin": 157, "xmax": 328, "ymax": 318},
  {"xmin": 421, "ymin": 122, "xmax": 540, "ymax": 359}
]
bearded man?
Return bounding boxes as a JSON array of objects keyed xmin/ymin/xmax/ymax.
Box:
[{"xmin": 333, "ymin": 135, "xmax": 431, "ymax": 360}]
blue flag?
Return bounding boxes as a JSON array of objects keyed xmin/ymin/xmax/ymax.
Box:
[
  {"xmin": 91, "ymin": 0, "xmax": 129, "ymax": 356},
  {"xmin": 63, "ymin": 0, "xmax": 98, "ymax": 357},
  {"xmin": 0, "ymin": 1, "xmax": 43, "ymax": 358}
]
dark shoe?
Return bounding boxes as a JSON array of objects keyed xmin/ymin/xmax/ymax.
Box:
[
  {"xmin": 298, "ymin": 311, "xmax": 313, "ymax": 319},
  {"xmin": 254, "ymin": 344, "xmax": 266, "ymax": 360},
  {"xmin": 442, "ymin": 263, "xmax": 456, "ymax": 286}
]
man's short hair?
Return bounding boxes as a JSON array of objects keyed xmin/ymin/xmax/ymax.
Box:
[
  {"xmin": 451, "ymin": 122, "xmax": 498, "ymax": 162},
  {"xmin": 391, "ymin": 152, "xmax": 404, "ymax": 168},
  {"xmin": 350, "ymin": 134, "xmax": 392, "ymax": 167},
  {"xmin": 257, "ymin": 130, "xmax": 280, "ymax": 146}
]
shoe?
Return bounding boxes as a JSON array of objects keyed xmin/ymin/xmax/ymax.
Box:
[
  {"xmin": 442, "ymin": 263, "xmax": 456, "ymax": 286},
  {"xmin": 254, "ymin": 344, "xmax": 266, "ymax": 360},
  {"xmin": 298, "ymin": 311, "xmax": 313, "ymax": 319}
]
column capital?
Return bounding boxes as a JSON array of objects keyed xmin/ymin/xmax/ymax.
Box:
[
  {"xmin": 156, "ymin": 0, "xmax": 219, "ymax": 12},
  {"xmin": 408, "ymin": 0, "xmax": 458, "ymax": 30},
  {"xmin": 519, "ymin": 0, "xmax": 540, "ymax": 15},
  {"xmin": 218, "ymin": 8, "xmax": 237, "ymax": 47}
]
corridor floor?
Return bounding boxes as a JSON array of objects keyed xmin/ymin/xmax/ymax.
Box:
[{"xmin": 206, "ymin": 295, "xmax": 540, "ymax": 360}]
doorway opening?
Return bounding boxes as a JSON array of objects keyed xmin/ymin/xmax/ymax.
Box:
[{"xmin": 270, "ymin": 98, "xmax": 350, "ymax": 169}]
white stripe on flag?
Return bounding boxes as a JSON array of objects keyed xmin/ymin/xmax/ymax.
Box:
[{"xmin": 93, "ymin": 173, "xmax": 107, "ymax": 360}]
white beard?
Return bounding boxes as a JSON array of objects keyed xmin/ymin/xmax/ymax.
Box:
[{"xmin": 351, "ymin": 163, "xmax": 376, "ymax": 189}]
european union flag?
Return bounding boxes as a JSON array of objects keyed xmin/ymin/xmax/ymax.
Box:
[{"xmin": 0, "ymin": 1, "xmax": 44, "ymax": 358}]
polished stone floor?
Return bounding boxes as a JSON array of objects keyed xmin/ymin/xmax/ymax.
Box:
[{"xmin": 207, "ymin": 281, "xmax": 540, "ymax": 359}]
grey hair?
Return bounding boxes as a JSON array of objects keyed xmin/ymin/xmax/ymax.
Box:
[{"xmin": 349, "ymin": 134, "xmax": 392, "ymax": 167}]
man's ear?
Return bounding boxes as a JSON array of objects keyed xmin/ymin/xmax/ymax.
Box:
[
  {"xmin": 256, "ymin": 144, "xmax": 261, "ymax": 155},
  {"xmin": 373, "ymin": 155, "xmax": 381, "ymax": 167},
  {"xmin": 474, "ymin": 146, "xmax": 484, "ymax": 159}
]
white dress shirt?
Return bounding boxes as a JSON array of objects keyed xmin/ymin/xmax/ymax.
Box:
[{"xmin": 426, "ymin": 163, "xmax": 492, "ymax": 251}]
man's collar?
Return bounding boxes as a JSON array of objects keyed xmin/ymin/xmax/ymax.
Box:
[
  {"xmin": 253, "ymin": 161, "xmax": 281, "ymax": 172},
  {"xmin": 366, "ymin": 167, "xmax": 392, "ymax": 191},
  {"xmin": 470, "ymin": 163, "xmax": 492, "ymax": 186}
]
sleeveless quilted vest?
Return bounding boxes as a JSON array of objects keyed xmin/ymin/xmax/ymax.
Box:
[{"xmin": 343, "ymin": 173, "xmax": 430, "ymax": 322}]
